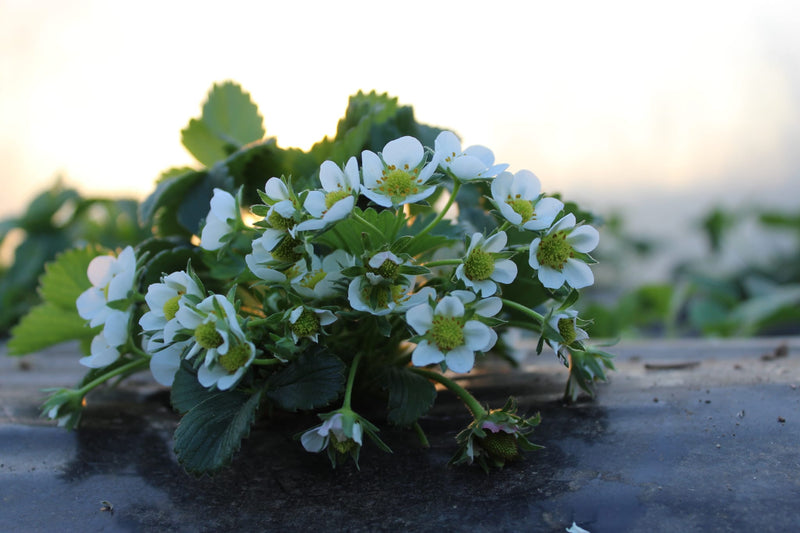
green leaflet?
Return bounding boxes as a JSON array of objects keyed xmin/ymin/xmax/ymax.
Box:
[
  {"xmin": 181, "ymin": 81, "xmax": 265, "ymax": 167},
  {"xmin": 8, "ymin": 246, "xmax": 104, "ymax": 355},
  {"xmin": 265, "ymin": 350, "xmax": 346, "ymax": 412},
  {"xmin": 174, "ymin": 387, "xmax": 263, "ymax": 475},
  {"xmin": 7, "ymin": 303, "xmax": 98, "ymax": 356},
  {"xmin": 384, "ymin": 366, "xmax": 437, "ymax": 427}
]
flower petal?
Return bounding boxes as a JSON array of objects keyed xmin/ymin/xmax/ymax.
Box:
[
  {"xmin": 406, "ymin": 303, "xmax": 433, "ymax": 335},
  {"xmin": 491, "ymin": 259, "xmax": 518, "ymax": 284},
  {"xmin": 382, "ymin": 136, "xmax": 423, "ymax": 168},
  {"xmin": 567, "ymin": 225, "xmax": 600, "ymax": 253},
  {"xmin": 463, "ymin": 320, "xmax": 492, "ymax": 351},
  {"xmin": 538, "ymin": 266, "xmax": 566, "ymax": 289},
  {"xmin": 445, "ymin": 345, "xmax": 475, "ymax": 373},
  {"xmin": 412, "ymin": 340, "xmax": 444, "ymax": 367},
  {"xmin": 563, "ymin": 258, "xmax": 594, "ymax": 289}
]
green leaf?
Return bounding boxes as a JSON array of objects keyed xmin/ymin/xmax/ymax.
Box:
[
  {"xmin": 174, "ymin": 388, "xmax": 262, "ymax": 474},
  {"xmin": 8, "ymin": 303, "xmax": 97, "ymax": 355},
  {"xmin": 139, "ymin": 170, "xmax": 204, "ymax": 234},
  {"xmin": 309, "ymin": 91, "xmax": 399, "ymax": 166},
  {"xmin": 316, "ymin": 208, "xmax": 406, "ymax": 256},
  {"xmin": 19, "ymin": 181, "xmax": 80, "ymax": 233},
  {"xmin": 384, "ymin": 366, "xmax": 437, "ymax": 426},
  {"xmin": 39, "ymin": 246, "xmax": 105, "ymax": 309},
  {"xmin": 265, "ymin": 349, "xmax": 346, "ymax": 411},
  {"xmin": 171, "ymin": 363, "xmax": 216, "ymax": 415},
  {"xmin": 181, "ymin": 81, "xmax": 265, "ymax": 167}
]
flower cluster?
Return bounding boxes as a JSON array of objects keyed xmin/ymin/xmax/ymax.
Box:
[{"xmin": 44, "ymin": 128, "xmax": 605, "ymax": 473}]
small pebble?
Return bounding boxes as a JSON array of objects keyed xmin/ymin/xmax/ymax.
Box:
[
  {"xmin": 715, "ymin": 444, "xmax": 721, "ymax": 448},
  {"xmin": 778, "ymin": 417, "xmax": 786, "ymax": 424}
]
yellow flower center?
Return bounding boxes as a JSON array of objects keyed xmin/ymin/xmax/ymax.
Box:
[
  {"xmin": 218, "ymin": 343, "xmax": 251, "ymax": 372},
  {"xmin": 162, "ymin": 295, "xmax": 181, "ymax": 321},
  {"xmin": 463, "ymin": 248, "xmax": 494, "ymax": 281},
  {"xmin": 507, "ymin": 196, "xmax": 535, "ymax": 222},
  {"xmin": 291, "ymin": 308, "xmax": 320, "ymax": 338},
  {"xmin": 376, "ymin": 166, "xmax": 421, "ymax": 202},
  {"xmin": 367, "ymin": 259, "xmax": 399, "ymax": 279},
  {"xmin": 268, "ymin": 211, "xmax": 294, "ymax": 230},
  {"xmin": 300, "ymin": 270, "xmax": 327, "ymax": 290},
  {"xmin": 557, "ymin": 317, "xmax": 576, "ymax": 345},
  {"xmin": 324, "ymin": 190, "xmax": 350, "ymax": 210},
  {"xmin": 194, "ymin": 322, "xmax": 223, "ymax": 349},
  {"xmin": 430, "ymin": 315, "xmax": 465, "ymax": 352},
  {"xmin": 272, "ymin": 236, "xmax": 303, "ymax": 263},
  {"xmin": 536, "ymin": 231, "xmax": 573, "ymax": 271}
]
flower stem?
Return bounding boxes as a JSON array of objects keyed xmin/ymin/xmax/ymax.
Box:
[
  {"xmin": 410, "ymin": 367, "xmax": 487, "ymax": 418},
  {"xmin": 412, "ymin": 421, "xmax": 430, "ymax": 448},
  {"xmin": 77, "ymin": 358, "xmax": 149, "ymax": 397},
  {"xmin": 251, "ymin": 358, "xmax": 283, "ymax": 366},
  {"xmin": 343, "ymin": 351, "xmax": 364, "ymax": 410},
  {"xmin": 423, "ymin": 259, "xmax": 462, "ymax": 268},
  {"xmin": 501, "ymin": 298, "xmax": 544, "ymax": 324},
  {"xmin": 413, "ymin": 180, "xmax": 462, "ymax": 242}
]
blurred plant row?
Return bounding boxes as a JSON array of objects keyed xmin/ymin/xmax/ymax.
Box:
[{"xmin": 582, "ymin": 206, "xmax": 800, "ymax": 337}]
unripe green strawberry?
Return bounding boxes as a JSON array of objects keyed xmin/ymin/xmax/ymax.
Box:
[{"xmin": 478, "ymin": 432, "xmax": 519, "ymax": 461}]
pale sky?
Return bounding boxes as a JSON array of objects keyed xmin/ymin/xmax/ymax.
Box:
[{"xmin": 1, "ymin": 0, "xmax": 798, "ymax": 224}]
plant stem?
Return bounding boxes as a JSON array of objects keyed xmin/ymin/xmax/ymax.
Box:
[
  {"xmin": 410, "ymin": 367, "xmax": 487, "ymax": 419},
  {"xmin": 413, "ymin": 180, "xmax": 462, "ymax": 242},
  {"xmin": 343, "ymin": 351, "xmax": 364, "ymax": 410},
  {"xmin": 423, "ymin": 259, "xmax": 462, "ymax": 268},
  {"xmin": 77, "ymin": 358, "xmax": 149, "ymax": 397},
  {"xmin": 251, "ymin": 358, "xmax": 283, "ymax": 366},
  {"xmin": 412, "ymin": 421, "xmax": 430, "ymax": 448},
  {"xmin": 501, "ymin": 298, "xmax": 544, "ymax": 324}
]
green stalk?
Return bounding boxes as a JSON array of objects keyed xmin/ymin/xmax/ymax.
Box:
[
  {"xmin": 251, "ymin": 358, "xmax": 283, "ymax": 367},
  {"xmin": 423, "ymin": 259, "xmax": 463, "ymax": 268},
  {"xmin": 77, "ymin": 357, "xmax": 149, "ymax": 397},
  {"xmin": 351, "ymin": 211, "xmax": 385, "ymax": 237},
  {"xmin": 343, "ymin": 351, "xmax": 364, "ymax": 410},
  {"xmin": 413, "ymin": 180, "xmax": 462, "ymax": 242},
  {"xmin": 410, "ymin": 367, "xmax": 487, "ymax": 418},
  {"xmin": 501, "ymin": 298, "xmax": 545, "ymax": 323}
]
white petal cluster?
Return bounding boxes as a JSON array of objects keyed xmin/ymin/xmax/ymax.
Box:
[
  {"xmin": 301, "ymin": 412, "xmax": 362, "ymax": 453},
  {"xmin": 434, "ymin": 131, "xmax": 508, "ymax": 181},
  {"xmin": 361, "ymin": 137, "xmax": 438, "ymax": 207},
  {"xmin": 528, "ymin": 213, "xmax": 600, "ymax": 289},
  {"xmin": 406, "ymin": 294, "xmax": 498, "ymax": 373},
  {"xmin": 296, "ymin": 157, "xmax": 360, "ymax": 231},
  {"xmin": 491, "ymin": 170, "xmax": 563, "ymax": 231},
  {"xmin": 455, "ymin": 232, "xmax": 517, "ymax": 297},
  {"xmin": 200, "ymin": 189, "xmax": 239, "ymax": 251},
  {"xmin": 75, "ymin": 246, "xmax": 137, "ymax": 368}
]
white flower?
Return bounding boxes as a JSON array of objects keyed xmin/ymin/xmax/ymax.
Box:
[
  {"xmin": 547, "ymin": 308, "xmax": 589, "ymax": 359},
  {"xmin": 139, "ymin": 271, "xmax": 203, "ymax": 342},
  {"xmin": 287, "ymin": 305, "xmax": 337, "ymax": 343},
  {"xmin": 455, "ymin": 231, "xmax": 517, "ymax": 297},
  {"xmin": 360, "ymin": 136, "xmax": 438, "ymax": 208},
  {"xmin": 175, "ymin": 294, "xmax": 254, "ymax": 390},
  {"xmin": 406, "ymin": 295, "xmax": 495, "ymax": 373},
  {"xmin": 296, "ymin": 157, "xmax": 360, "ymax": 231},
  {"xmin": 144, "ymin": 335, "xmax": 189, "ymax": 387},
  {"xmin": 76, "ymin": 246, "xmax": 137, "ymax": 327},
  {"xmin": 200, "ymin": 189, "xmax": 241, "ymax": 251},
  {"xmin": 290, "ymin": 250, "xmax": 355, "ymax": 300},
  {"xmin": 76, "ymin": 246, "xmax": 137, "ymax": 368},
  {"xmin": 301, "ymin": 412, "xmax": 363, "ymax": 453},
  {"xmin": 528, "ymin": 213, "xmax": 599, "ymax": 290},
  {"xmin": 245, "ymin": 230, "xmax": 304, "ymax": 283},
  {"xmin": 80, "ymin": 329, "xmax": 126, "ymax": 368},
  {"xmin": 490, "ymin": 170, "xmax": 563, "ymax": 230},
  {"xmin": 348, "ymin": 275, "xmax": 435, "ymax": 316},
  {"xmin": 434, "ymin": 131, "xmax": 508, "ymax": 180},
  {"xmin": 261, "ymin": 177, "xmax": 298, "ymax": 231}
]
